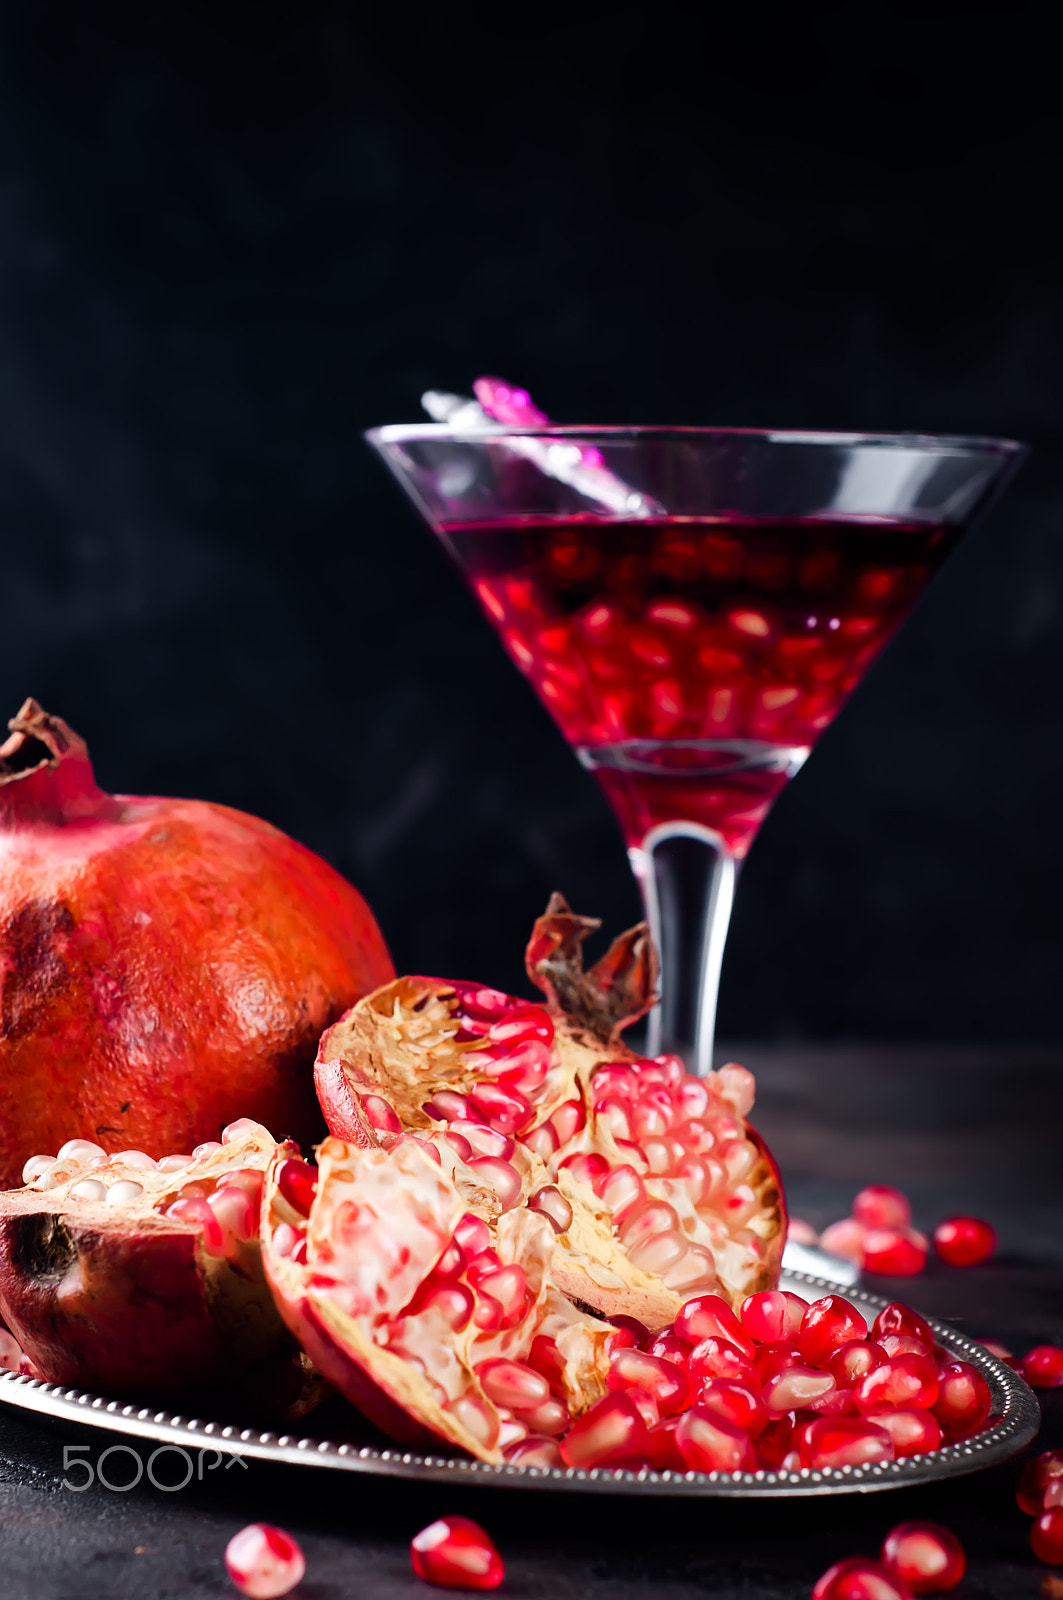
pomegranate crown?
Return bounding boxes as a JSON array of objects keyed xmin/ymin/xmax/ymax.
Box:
[
  {"xmin": 0, "ymin": 698, "xmax": 112, "ymax": 825},
  {"xmin": 525, "ymin": 892, "xmax": 659, "ymax": 1046}
]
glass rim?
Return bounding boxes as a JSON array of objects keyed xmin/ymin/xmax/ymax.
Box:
[{"xmin": 365, "ymin": 422, "xmax": 1027, "ymax": 457}]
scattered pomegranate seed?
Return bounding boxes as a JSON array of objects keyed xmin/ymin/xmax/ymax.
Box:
[
  {"xmin": 828, "ymin": 1341, "xmax": 886, "ymax": 1387},
  {"xmin": 560, "ymin": 1392, "xmax": 649, "ymax": 1469},
  {"xmin": 1032, "ymin": 1509, "xmax": 1063, "ymax": 1567},
  {"xmin": 811, "ymin": 1555, "xmax": 911, "ymax": 1599},
  {"xmin": 872, "ymin": 1409, "xmax": 943, "ymax": 1457},
  {"xmin": 674, "ymin": 1405, "xmax": 757, "ymax": 1472},
  {"xmin": 871, "ymin": 1303, "xmax": 934, "ymax": 1349},
  {"xmin": 410, "ymin": 1516, "xmax": 504, "ymax": 1590},
  {"xmin": 880, "ymin": 1522, "xmax": 964, "ymax": 1593},
  {"xmin": 224, "ymin": 1524, "xmax": 305, "ymax": 1599},
  {"xmin": 674, "ymin": 1294, "xmax": 755, "ymax": 1359},
  {"xmin": 932, "ymin": 1216, "xmax": 995, "ymax": 1267},
  {"xmin": 931, "ymin": 1362, "xmax": 992, "ymax": 1439},
  {"xmin": 697, "ymin": 1376, "xmax": 768, "ymax": 1436},
  {"xmin": 800, "ymin": 1297, "xmax": 869, "ymax": 1368},
  {"xmin": 1023, "ymin": 1346, "xmax": 1063, "ymax": 1388},
  {"xmin": 607, "ymin": 1347, "xmax": 692, "ymax": 1416},
  {"xmin": 275, "ymin": 1159, "xmax": 318, "ymax": 1218},
  {"xmin": 800, "ymin": 1417, "xmax": 895, "ymax": 1470},
  {"xmin": 755, "ymin": 1340, "xmax": 802, "ymax": 1383},
  {"xmin": 648, "ymin": 1330, "xmax": 692, "ymax": 1367},
  {"xmin": 979, "ymin": 1338, "xmax": 1019, "ymax": 1367},
  {"xmin": 1018, "ymin": 1451, "xmax": 1063, "ymax": 1516},
  {"xmin": 863, "ymin": 1229, "xmax": 928, "ymax": 1277},
  {"xmin": 609, "ymin": 1314, "xmax": 650, "ymax": 1348},
  {"xmin": 787, "ymin": 1217, "xmax": 820, "ymax": 1246},
  {"xmin": 878, "ymin": 1335, "xmax": 931, "ymax": 1360},
  {"xmin": 740, "ymin": 1288, "xmax": 809, "ymax": 1343},
  {"xmin": 820, "ymin": 1218, "xmax": 867, "ymax": 1265},
  {"xmin": 853, "ymin": 1185, "xmax": 912, "ymax": 1230},
  {"xmin": 763, "ymin": 1365, "xmax": 836, "ymax": 1414},
  {"xmin": 854, "ymin": 1352, "xmax": 939, "ymax": 1415}
]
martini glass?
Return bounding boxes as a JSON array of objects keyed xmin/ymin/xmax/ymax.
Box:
[{"xmin": 366, "ymin": 425, "xmax": 1024, "ymax": 1074}]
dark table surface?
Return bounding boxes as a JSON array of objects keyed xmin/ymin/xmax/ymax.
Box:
[{"xmin": 2, "ymin": 1043, "xmax": 1061, "ymax": 1599}]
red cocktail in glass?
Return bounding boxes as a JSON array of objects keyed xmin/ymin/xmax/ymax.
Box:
[{"xmin": 366, "ymin": 426, "xmax": 1023, "ymax": 1071}]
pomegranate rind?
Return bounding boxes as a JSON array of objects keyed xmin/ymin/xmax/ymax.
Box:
[
  {"xmin": 0, "ymin": 698, "xmax": 395, "ymax": 1187},
  {"xmin": 314, "ymin": 956, "xmax": 785, "ymax": 1323},
  {"xmin": 0, "ymin": 1126, "xmax": 297, "ymax": 1400},
  {"xmin": 260, "ymin": 1134, "xmax": 614, "ymax": 1463}
]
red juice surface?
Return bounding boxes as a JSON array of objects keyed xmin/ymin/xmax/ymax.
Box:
[{"xmin": 442, "ymin": 514, "xmax": 957, "ymax": 855}]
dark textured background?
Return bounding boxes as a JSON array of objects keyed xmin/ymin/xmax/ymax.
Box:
[{"xmin": 1, "ymin": 4, "xmax": 1060, "ymax": 1039}]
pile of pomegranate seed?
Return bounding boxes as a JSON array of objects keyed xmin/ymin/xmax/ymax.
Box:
[
  {"xmin": 818, "ymin": 1187, "xmax": 928, "ymax": 1276},
  {"xmin": 1017, "ymin": 1450, "xmax": 1063, "ymax": 1567},
  {"xmin": 814, "ymin": 1521, "xmax": 965, "ymax": 1596},
  {"xmin": 410, "ymin": 1516, "xmax": 504, "ymax": 1590},
  {"xmin": 555, "ymin": 1290, "xmax": 992, "ymax": 1473},
  {"xmin": 224, "ymin": 1524, "xmax": 305, "ymax": 1598},
  {"xmin": 815, "ymin": 1186, "xmax": 997, "ymax": 1277}
]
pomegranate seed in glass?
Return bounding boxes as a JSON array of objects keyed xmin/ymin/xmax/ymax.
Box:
[
  {"xmin": 224, "ymin": 1524, "xmax": 305, "ymax": 1599},
  {"xmin": 367, "ymin": 413, "xmax": 1024, "ymax": 1072}
]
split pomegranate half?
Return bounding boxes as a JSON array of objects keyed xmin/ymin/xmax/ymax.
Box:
[
  {"xmin": 313, "ymin": 894, "xmax": 786, "ymax": 1332},
  {"xmin": 0, "ymin": 1118, "xmax": 308, "ymax": 1407},
  {"xmin": 261, "ymin": 1131, "xmax": 614, "ymax": 1463}
]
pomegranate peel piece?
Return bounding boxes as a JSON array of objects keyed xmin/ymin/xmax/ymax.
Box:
[
  {"xmin": 313, "ymin": 896, "xmax": 786, "ymax": 1332},
  {"xmin": 0, "ymin": 1122, "xmax": 302, "ymax": 1404},
  {"xmin": 261, "ymin": 1134, "xmax": 612, "ymax": 1462}
]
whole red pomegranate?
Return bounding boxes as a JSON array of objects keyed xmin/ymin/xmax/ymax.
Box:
[{"xmin": 0, "ymin": 699, "xmax": 393, "ymax": 1185}]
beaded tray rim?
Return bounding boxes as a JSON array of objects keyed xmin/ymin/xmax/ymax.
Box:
[{"xmin": 0, "ymin": 1269, "xmax": 1040, "ymax": 1498}]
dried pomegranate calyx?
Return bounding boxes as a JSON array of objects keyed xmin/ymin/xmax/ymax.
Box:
[{"xmin": 525, "ymin": 891, "xmax": 658, "ymax": 1047}]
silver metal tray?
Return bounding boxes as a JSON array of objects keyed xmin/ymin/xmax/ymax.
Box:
[{"xmin": 0, "ymin": 1269, "xmax": 1040, "ymax": 1498}]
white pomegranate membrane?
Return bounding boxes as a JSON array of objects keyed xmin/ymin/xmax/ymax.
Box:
[
  {"xmin": 262, "ymin": 1131, "xmax": 616, "ymax": 1463},
  {"xmin": 19, "ymin": 1117, "xmax": 270, "ymax": 1258}
]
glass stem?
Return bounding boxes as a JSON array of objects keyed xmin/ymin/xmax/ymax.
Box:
[{"xmin": 629, "ymin": 824, "xmax": 739, "ymax": 1077}]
